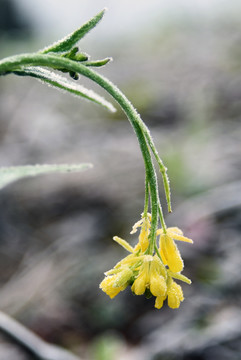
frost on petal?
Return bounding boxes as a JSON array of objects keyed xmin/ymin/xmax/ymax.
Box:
[
  {"xmin": 131, "ymin": 272, "xmax": 147, "ymax": 295},
  {"xmin": 130, "ymin": 219, "xmax": 143, "ymax": 234},
  {"xmin": 167, "ymin": 227, "xmax": 183, "ymax": 235},
  {"xmin": 113, "ymin": 254, "xmax": 140, "ymax": 269},
  {"xmin": 100, "ymin": 275, "xmax": 124, "ymax": 299},
  {"xmin": 150, "ymin": 273, "xmax": 167, "ymax": 297},
  {"xmin": 167, "ymin": 281, "xmax": 184, "ymax": 309},
  {"xmin": 139, "ymin": 227, "xmax": 149, "ymax": 252},
  {"xmin": 169, "ymin": 233, "xmax": 193, "ymax": 243},
  {"xmin": 155, "ymin": 295, "xmax": 166, "ymax": 309},
  {"xmin": 113, "ymin": 267, "xmax": 133, "ymax": 287},
  {"xmin": 162, "ymin": 235, "xmax": 184, "ymax": 273},
  {"xmin": 149, "ymin": 256, "xmax": 167, "ymax": 297},
  {"xmin": 100, "ymin": 218, "xmax": 192, "ymax": 309},
  {"xmin": 131, "ymin": 262, "xmax": 149, "ymax": 295},
  {"xmin": 168, "ymin": 271, "xmax": 192, "ymax": 284},
  {"xmin": 113, "ymin": 236, "xmax": 135, "ymax": 252},
  {"xmin": 130, "ymin": 213, "xmax": 151, "ymax": 235}
]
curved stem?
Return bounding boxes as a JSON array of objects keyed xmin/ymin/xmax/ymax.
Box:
[
  {"xmin": 1, "ymin": 55, "xmax": 171, "ymax": 210},
  {"xmin": 143, "ymin": 174, "xmax": 149, "ymax": 217},
  {"xmin": 0, "ymin": 53, "xmax": 167, "ymax": 243},
  {"xmin": 138, "ymin": 124, "xmax": 172, "ymax": 212}
]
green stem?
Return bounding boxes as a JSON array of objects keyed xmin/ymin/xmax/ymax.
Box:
[
  {"xmin": 143, "ymin": 174, "xmax": 149, "ymax": 217},
  {"xmin": 158, "ymin": 200, "xmax": 167, "ymax": 234},
  {"xmin": 139, "ymin": 124, "xmax": 172, "ymax": 213},
  {"xmin": 0, "ymin": 53, "xmax": 167, "ymax": 246},
  {"xmin": 1, "ymin": 55, "xmax": 171, "ymax": 211}
]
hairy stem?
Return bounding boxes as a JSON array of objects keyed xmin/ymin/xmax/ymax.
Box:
[
  {"xmin": 0, "ymin": 53, "xmax": 168, "ymax": 244},
  {"xmin": 143, "ymin": 174, "xmax": 149, "ymax": 217}
]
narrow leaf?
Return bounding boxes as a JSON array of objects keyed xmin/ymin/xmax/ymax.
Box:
[
  {"xmin": 14, "ymin": 67, "xmax": 116, "ymax": 112},
  {"xmin": 0, "ymin": 164, "xmax": 93, "ymax": 190},
  {"xmin": 41, "ymin": 9, "xmax": 106, "ymax": 54},
  {"xmin": 83, "ymin": 57, "xmax": 112, "ymax": 67}
]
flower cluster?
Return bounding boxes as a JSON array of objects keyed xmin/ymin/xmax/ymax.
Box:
[{"xmin": 100, "ymin": 214, "xmax": 193, "ymax": 309}]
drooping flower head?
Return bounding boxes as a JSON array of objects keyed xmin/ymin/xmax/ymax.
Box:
[{"xmin": 100, "ymin": 214, "xmax": 193, "ymax": 310}]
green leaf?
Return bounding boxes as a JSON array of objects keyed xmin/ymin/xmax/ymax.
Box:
[
  {"xmin": 14, "ymin": 67, "xmax": 116, "ymax": 112},
  {"xmin": 41, "ymin": 9, "xmax": 106, "ymax": 54},
  {"xmin": 0, "ymin": 163, "xmax": 93, "ymax": 190},
  {"xmin": 83, "ymin": 57, "xmax": 112, "ymax": 67}
]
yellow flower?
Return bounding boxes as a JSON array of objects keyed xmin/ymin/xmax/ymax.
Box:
[
  {"xmin": 149, "ymin": 257, "xmax": 167, "ymax": 297},
  {"xmin": 155, "ymin": 278, "xmax": 185, "ymax": 309},
  {"xmin": 157, "ymin": 227, "xmax": 193, "ymax": 273},
  {"xmin": 155, "ymin": 295, "xmax": 166, "ymax": 309},
  {"xmin": 131, "ymin": 213, "xmax": 151, "ymax": 252},
  {"xmin": 131, "ymin": 261, "xmax": 149, "ymax": 295},
  {"xmin": 130, "ymin": 213, "xmax": 151, "ymax": 235},
  {"xmin": 131, "ymin": 254, "xmax": 167, "ymax": 298},
  {"xmin": 166, "ymin": 279, "xmax": 184, "ymax": 309},
  {"xmin": 100, "ymin": 264, "xmax": 134, "ymax": 299},
  {"xmin": 99, "ymin": 274, "xmax": 126, "ymax": 299},
  {"xmin": 100, "ymin": 217, "xmax": 193, "ymax": 310},
  {"xmin": 100, "ymin": 224, "xmax": 143, "ymax": 299}
]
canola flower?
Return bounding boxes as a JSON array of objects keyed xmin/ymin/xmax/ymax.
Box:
[{"xmin": 100, "ymin": 214, "xmax": 193, "ymax": 309}]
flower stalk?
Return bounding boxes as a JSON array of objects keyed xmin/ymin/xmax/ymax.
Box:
[{"xmin": 0, "ymin": 9, "xmax": 193, "ymax": 309}]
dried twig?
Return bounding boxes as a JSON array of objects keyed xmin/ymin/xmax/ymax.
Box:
[{"xmin": 0, "ymin": 311, "xmax": 81, "ymax": 360}]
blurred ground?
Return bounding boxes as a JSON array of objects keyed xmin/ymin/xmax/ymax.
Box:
[{"xmin": 0, "ymin": 1, "xmax": 241, "ymax": 360}]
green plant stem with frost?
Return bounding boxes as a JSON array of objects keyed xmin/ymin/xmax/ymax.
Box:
[
  {"xmin": 0, "ymin": 10, "xmax": 193, "ymax": 312},
  {"xmin": 0, "ymin": 52, "xmax": 169, "ymax": 249},
  {"xmin": 0, "ymin": 10, "xmax": 190, "ymax": 296}
]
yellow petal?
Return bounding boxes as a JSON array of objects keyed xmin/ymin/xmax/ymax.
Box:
[
  {"xmin": 155, "ymin": 296, "xmax": 166, "ymax": 309},
  {"xmin": 172, "ymin": 282, "xmax": 184, "ymax": 301},
  {"xmin": 167, "ymin": 281, "xmax": 184, "ymax": 309},
  {"xmin": 169, "ymin": 233, "xmax": 193, "ymax": 244},
  {"xmin": 131, "ymin": 262, "xmax": 149, "ymax": 295},
  {"xmin": 162, "ymin": 235, "xmax": 184, "ymax": 273},
  {"xmin": 168, "ymin": 270, "xmax": 192, "ymax": 284},
  {"xmin": 139, "ymin": 227, "xmax": 149, "ymax": 252},
  {"xmin": 130, "ymin": 219, "xmax": 143, "ymax": 234},
  {"xmin": 133, "ymin": 242, "xmax": 142, "ymax": 252},
  {"xmin": 130, "ymin": 213, "xmax": 151, "ymax": 234},
  {"xmin": 114, "ymin": 254, "xmax": 141, "ymax": 268},
  {"xmin": 113, "ymin": 236, "xmax": 135, "ymax": 252},
  {"xmin": 99, "ymin": 276, "xmax": 123, "ymax": 299},
  {"xmin": 158, "ymin": 235, "xmax": 168, "ymax": 265},
  {"xmin": 167, "ymin": 227, "xmax": 183, "ymax": 235},
  {"xmin": 113, "ymin": 267, "xmax": 133, "ymax": 287},
  {"xmin": 152, "ymin": 255, "xmax": 167, "ymax": 278},
  {"xmin": 150, "ymin": 273, "xmax": 167, "ymax": 297},
  {"xmin": 159, "ymin": 245, "xmax": 168, "ymax": 265},
  {"xmin": 104, "ymin": 268, "xmax": 120, "ymax": 276},
  {"xmin": 131, "ymin": 272, "xmax": 146, "ymax": 295},
  {"xmin": 167, "ymin": 292, "xmax": 180, "ymax": 308}
]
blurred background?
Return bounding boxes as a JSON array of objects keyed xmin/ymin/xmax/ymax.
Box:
[{"xmin": 0, "ymin": 0, "xmax": 241, "ymax": 359}]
